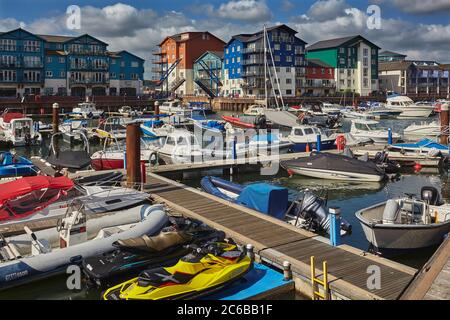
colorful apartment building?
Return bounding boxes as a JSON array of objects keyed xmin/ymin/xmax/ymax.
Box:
[
  {"xmin": 193, "ymin": 51, "xmax": 223, "ymax": 97},
  {"xmin": 222, "ymin": 25, "xmax": 307, "ymax": 98},
  {"xmin": 0, "ymin": 28, "xmax": 144, "ymax": 97},
  {"xmin": 305, "ymin": 58, "xmax": 336, "ymax": 96},
  {"xmin": 152, "ymin": 32, "xmax": 225, "ymax": 97},
  {"xmin": 306, "ymin": 35, "xmax": 380, "ymax": 96}
]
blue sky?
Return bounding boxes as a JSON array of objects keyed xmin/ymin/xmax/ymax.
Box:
[{"xmin": 1, "ymin": 0, "xmax": 449, "ymax": 77}]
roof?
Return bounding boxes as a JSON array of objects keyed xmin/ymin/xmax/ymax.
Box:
[
  {"xmin": 227, "ymin": 24, "xmax": 307, "ymax": 46},
  {"xmin": 307, "ymin": 35, "xmax": 381, "ymax": 51},
  {"xmin": 115, "ymin": 50, "xmax": 145, "ymax": 62},
  {"xmin": 195, "ymin": 50, "xmax": 224, "ymax": 63},
  {"xmin": 307, "ymin": 58, "xmax": 333, "ymax": 68},
  {"xmin": 379, "ymin": 50, "xmax": 407, "ymax": 57},
  {"xmin": 38, "ymin": 34, "xmax": 75, "ymax": 43},
  {"xmin": 159, "ymin": 31, "xmax": 225, "ymax": 47},
  {"xmin": 0, "ymin": 28, "xmax": 47, "ymax": 41},
  {"xmin": 379, "ymin": 61, "xmax": 414, "ymax": 71}
]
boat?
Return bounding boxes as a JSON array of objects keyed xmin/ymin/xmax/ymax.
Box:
[
  {"xmin": 366, "ymin": 103, "xmax": 402, "ymax": 119},
  {"xmin": 403, "ymin": 121, "xmax": 441, "ymax": 140},
  {"xmin": 140, "ymin": 119, "xmax": 174, "ymax": 141},
  {"xmin": 193, "ymin": 119, "xmax": 226, "ymax": 135},
  {"xmin": 385, "ymin": 95, "xmax": 434, "ymax": 118},
  {"xmin": 60, "ymin": 119, "xmax": 89, "ymax": 143},
  {"xmin": 159, "ymin": 100, "xmax": 186, "ymax": 114},
  {"xmin": 343, "ymin": 147, "xmax": 401, "ymax": 175},
  {"xmin": 0, "ymin": 110, "xmax": 42, "ymax": 147},
  {"xmin": 341, "ymin": 108, "xmax": 374, "ymax": 120},
  {"xmin": 320, "ymin": 102, "xmax": 342, "ymax": 116},
  {"xmin": 118, "ymin": 106, "xmax": 142, "ymax": 117},
  {"xmin": 102, "ymin": 241, "xmax": 252, "ymax": 300},
  {"xmin": 71, "ymin": 102, "xmax": 104, "ymax": 119},
  {"xmin": 243, "ymin": 105, "xmax": 265, "ymax": 116},
  {"xmin": 356, "ymin": 186, "xmax": 450, "ymax": 254},
  {"xmin": 0, "ymin": 152, "xmax": 37, "ymax": 178},
  {"xmin": 200, "ymin": 176, "xmax": 351, "ymax": 234},
  {"xmin": 221, "ymin": 115, "xmax": 258, "ymax": 129},
  {"xmin": 248, "ymin": 133, "xmax": 293, "ymax": 155},
  {"xmin": 389, "ymin": 139, "xmax": 450, "ymax": 155},
  {"xmin": 0, "ymin": 203, "xmax": 168, "ymax": 290},
  {"xmin": 0, "ymin": 175, "xmax": 150, "ymax": 234},
  {"xmin": 281, "ymin": 152, "xmax": 386, "ymax": 182},
  {"xmin": 287, "ymin": 125, "xmax": 336, "ymax": 152},
  {"xmin": 46, "ymin": 131, "xmax": 92, "ymax": 170},
  {"xmin": 350, "ymin": 119, "xmax": 401, "ymax": 144},
  {"xmin": 92, "ymin": 117, "xmax": 128, "ymax": 141},
  {"xmin": 82, "ymin": 217, "xmax": 225, "ymax": 287},
  {"xmin": 331, "ymin": 132, "xmax": 373, "ymax": 147}
]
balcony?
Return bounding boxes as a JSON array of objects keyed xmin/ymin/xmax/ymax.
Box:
[
  {"xmin": 152, "ymin": 50, "xmax": 167, "ymax": 56},
  {"xmin": 304, "ymin": 81, "xmax": 336, "ymax": 88},
  {"xmin": 66, "ymin": 49, "xmax": 107, "ymax": 56},
  {"xmin": 69, "ymin": 78, "xmax": 109, "ymax": 85},
  {"xmin": 0, "ymin": 62, "xmax": 21, "ymax": 68},
  {"xmin": 242, "ymin": 47, "xmax": 264, "ymax": 54},
  {"xmin": 0, "ymin": 45, "xmax": 41, "ymax": 52},
  {"xmin": 23, "ymin": 62, "xmax": 44, "ymax": 69},
  {"xmin": 69, "ymin": 63, "xmax": 109, "ymax": 71},
  {"xmin": 243, "ymin": 59, "xmax": 265, "ymax": 65}
]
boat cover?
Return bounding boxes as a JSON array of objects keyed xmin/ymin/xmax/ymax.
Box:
[
  {"xmin": 143, "ymin": 120, "xmax": 164, "ymax": 127},
  {"xmin": 251, "ymin": 134, "xmax": 279, "ymax": 143},
  {"xmin": 237, "ymin": 184, "xmax": 288, "ymax": 220},
  {"xmin": 264, "ymin": 110, "xmax": 299, "ymax": 128},
  {"xmin": 1, "ymin": 112, "xmax": 24, "ymax": 123},
  {"xmin": 47, "ymin": 150, "xmax": 92, "ymax": 169},
  {"xmin": 0, "ymin": 176, "xmax": 74, "ymax": 206},
  {"xmin": 391, "ymin": 139, "xmax": 448, "ymax": 151}
]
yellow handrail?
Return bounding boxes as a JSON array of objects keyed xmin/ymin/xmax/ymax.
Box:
[{"xmin": 310, "ymin": 256, "xmax": 329, "ymax": 300}]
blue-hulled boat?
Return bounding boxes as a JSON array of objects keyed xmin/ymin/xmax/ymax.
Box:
[
  {"xmin": 200, "ymin": 176, "xmax": 351, "ymax": 235},
  {"xmin": 0, "ymin": 152, "xmax": 37, "ymax": 178},
  {"xmin": 390, "ymin": 139, "xmax": 450, "ymax": 155}
]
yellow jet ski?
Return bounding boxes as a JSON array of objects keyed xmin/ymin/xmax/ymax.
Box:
[{"xmin": 103, "ymin": 242, "xmax": 252, "ymax": 300}]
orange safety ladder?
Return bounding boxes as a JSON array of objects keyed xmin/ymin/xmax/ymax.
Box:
[{"xmin": 310, "ymin": 256, "xmax": 329, "ymax": 300}]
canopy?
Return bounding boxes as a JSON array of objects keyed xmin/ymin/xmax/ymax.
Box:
[
  {"xmin": 2, "ymin": 112, "xmax": 24, "ymax": 123},
  {"xmin": 0, "ymin": 176, "xmax": 74, "ymax": 206}
]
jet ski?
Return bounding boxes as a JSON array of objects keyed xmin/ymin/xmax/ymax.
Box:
[
  {"xmin": 281, "ymin": 152, "xmax": 386, "ymax": 182},
  {"xmin": 103, "ymin": 242, "xmax": 252, "ymax": 300},
  {"xmin": 82, "ymin": 217, "xmax": 226, "ymax": 288}
]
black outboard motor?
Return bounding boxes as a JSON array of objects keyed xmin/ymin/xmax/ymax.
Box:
[
  {"xmin": 421, "ymin": 186, "xmax": 443, "ymax": 206},
  {"xmin": 295, "ymin": 190, "xmax": 352, "ymax": 234},
  {"xmin": 254, "ymin": 115, "xmax": 267, "ymax": 129}
]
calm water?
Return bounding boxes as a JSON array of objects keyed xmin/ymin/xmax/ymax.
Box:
[{"xmin": 0, "ymin": 115, "xmax": 445, "ymax": 299}]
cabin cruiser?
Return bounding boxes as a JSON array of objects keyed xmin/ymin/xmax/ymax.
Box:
[
  {"xmin": 350, "ymin": 119, "xmax": 401, "ymax": 144},
  {"xmin": 403, "ymin": 121, "xmax": 441, "ymax": 140},
  {"xmin": 248, "ymin": 133, "xmax": 294, "ymax": 155},
  {"xmin": 340, "ymin": 108, "xmax": 374, "ymax": 120},
  {"xmin": 71, "ymin": 102, "xmax": 103, "ymax": 119},
  {"xmin": 356, "ymin": 187, "xmax": 450, "ymax": 253},
  {"xmin": 2, "ymin": 117, "xmax": 42, "ymax": 147},
  {"xmin": 243, "ymin": 105, "xmax": 265, "ymax": 116},
  {"xmin": 385, "ymin": 95, "xmax": 434, "ymax": 118},
  {"xmin": 281, "ymin": 152, "xmax": 386, "ymax": 182},
  {"xmin": 287, "ymin": 125, "xmax": 336, "ymax": 152},
  {"xmin": 366, "ymin": 103, "xmax": 402, "ymax": 119}
]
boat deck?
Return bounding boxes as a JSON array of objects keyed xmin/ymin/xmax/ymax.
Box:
[{"xmin": 146, "ymin": 173, "xmax": 417, "ymax": 300}]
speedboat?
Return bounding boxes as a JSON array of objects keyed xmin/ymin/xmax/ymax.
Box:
[
  {"xmin": 389, "ymin": 139, "xmax": 450, "ymax": 155},
  {"xmin": 46, "ymin": 131, "xmax": 92, "ymax": 170},
  {"xmin": 0, "ymin": 203, "xmax": 168, "ymax": 290},
  {"xmin": 403, "ymin": 121, "xmax": 441, "ymax": 140},
  {"xmin": 356, "ymin": 186, "xmax": 450, "ymax": 254},
  {"xmin": 281, "ymin": 152, "xmax": 386, "ymax": 182},
  {"xmin": 82, "ymin": 217, "xmax": 225, "ymax": 288},
  {"xmin": 366, "ymin": 103, "xmax": 402, "ymax": 119},
  {"xmin": 287, "ymin": 125, "xmax": 336, "ymax": 152},
  {"xmin": 103, "ymin": 242, "xmax": 252, "ymax": 300},
  {"xmin": 243, "ymin": 105, "xmax": 265, "ymax": 116},
  {"xmin": 71, "ymin": 102, "xmax": 104, "ymax": 119},
  {"xmin": 385, "ymin": 95, "xmax": 434, "ymax": 118},
  {"xmin": 350, "ymin": 119, "xmax": 401, "ymax": 144},
  {"xmin": 0, "ymin": 152, "xmax": 37, "ymax": 178},
  {"xmin": 200, "ymin": 176, "xmax": 351, "ymax": 235}
]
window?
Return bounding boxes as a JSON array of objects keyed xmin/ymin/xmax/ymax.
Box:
[
  {"xmin": 237, "ymin": 46, "xmax": 241, "ymax": 52},
  {"xmin": 286, "ymin": 67, "xmax": 291, "ymax": 73},
  {"xmin": 237, "ymin": 68, "xmax": 241, "ymax": 74},
  {"xmin": 276, "ymin": 67, "xmax": 280, "ymax": 73},
  {"xmin": 47, "ymin": 57, "xmax": 52, "ymax": 63},
  {"xmin": 286, "ymin": 56, "xmax": 292, "ymax": 63},
  {"xmin": 286, "ymin": 89, "xmax": 292, "ymax": 95},
  {"xmin": 304, "ymin": 128, "xmax": 314, "ymax": 135},
  {"xmin": 119, "ymin": 73, "xmax": 124, "ymax": 80},
  {"xmin": 237, "ymin": 57, "xmax": 241, "ymax": 63},
  {"xmin": 60, "ymin": 71, "xmax": 66, "ymax": 77},
  {"xmin": 232, "ymin": 58, "xmax": 235, "ymax": 63},
  {"xmin": 363, "ymin": 58, "xmax": 368, "ymax": 67},
  {"xmin": 294, "ymin": 129, "xmax": 304, "ymax": 136},
  {"xmin": 131, "ymin": 61, "xmax": 139, "ymax": 67},
  {"xmin": 226, "ymin": 49, "xmax": 229, "ymax": 54},
  {"xmin": 312, "ymin": 68, "xmax": 316, "ymax": 74},
  {"xmin": 226, "ymin": 59, "xmax": 229, "ymax": 64},
  {"xmin": 111, "ymin": 59, "xmax": 116, "ymax": 65},
  {"xmin": 275, "ymin": 55, "xmax": 280, "ymax": 62},
  {"xmin": 121, "ymin": 61, "xmax": 125, "ymax": 67},
  {"xmin": 274, "ymin": 44, "xmax": 280, "ymax": 50},
  {"xmin": 286, "ymin": 44, "xmax": 292, "ymax": 51},
  {"xmin": 321, "ymin": 68, "xmax": 325, "ymax": 74},
  {"xmin": 59, "ymin": 57, "xmax": 65, "ymax": 64},
  {"xmin": 286, "ymin": 78, "xmax": 292, "ymax": 84},
  {"xmin": 363, "ymin": 78, "xmax": 369, "ymax": 88},
  {"xmin": 340, "ymin": 48, "xmax": 345, "ymax": 54},
  {"xmin": 339, "ymin": 58, "xmax": 345, "ymax": 65},
  {"xmin": 232, "ymin": 47, "xmax": 235, "ymax": 53},
  {"xmin": 329, "ymin": 69, "xmax": 332, "ymax": 75},
  {"xmin": 363, "ymin": 68, "xmax": 368, "ymax": 77},
  {"xmin": 46, "ymin": 71, "xmax": 53, "ymax": 77},
  {"xmin": 363, "ymin": 48, "xmax": 369, "ymax": 57}
]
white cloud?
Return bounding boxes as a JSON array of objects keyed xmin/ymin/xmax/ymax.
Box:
[
  {"xmin": 217, "ymin": 0, "xmax": 272, "ymax": 22},
  {"xmin": 374, "ymin": 0, "xmax": 450, "ymax": 14},
  {"xmin": 307, "ymin": 0, "xmax": 349, "ymax": 21}
]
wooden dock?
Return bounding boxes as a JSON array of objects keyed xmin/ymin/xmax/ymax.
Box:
[{"xmin": 145, "ymin": 173, "xmax": 417, "ymax": 300}]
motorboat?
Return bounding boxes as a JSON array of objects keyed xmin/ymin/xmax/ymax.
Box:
[
  {"xmin": 0, "ymin": 203, "xmax": 168, "ymax": 290},
  {"xmin": 248, "ymin": 133, "xmax": 293, "ymax": 155},
  {"xmin": 389, "ymin": 139, "xmax": 450, "ymax": 155},
  {"xmin": 330, "ymin": 132, "xmax": 373, "ymax": 147},
  {"xmin": 340, "ymin": 108, "xmax": 374, "ymax": 120},
  {"xmin": 356, "ymin": 186, "xmax": 450, "ymax": 253},
  {"xmin": 92, "ymin": 117, "xmax": 128, "ymax": 141},
  {"xmin": 0, "ymin": 110, "xmax": 42, "ymax": 147},
  {"xmin": 140, "ymin": 119, "xmax": 174, "ymax": 141},
  {"xmin": 243, "ymin": 105, "xmax": 265, "ymax": 116},
  {"xmin": 281, "ymin": 152, "xmax": 386, "ymax": 182},
  {"xmin": 403, "ymin": 121, "xmax": 441, "ymax": 140},
  {"xmin": 118, "ymin": 106, "xmax": 142, "ymax": 118},
  {"xmin": 82, "ymin": 217, "xmax": 225, "ymax": 288},
  {"xmin": 343, "ymin": 147, "xmax": 401, "ymax": 175},
  {"xmin": 159, "ymin": 100, "xmax": 186, "ymax": 114},
  {"xmin": 287, "ymin": 125, "xmax": 336, "ymax": 152},
  {"xmin": 0, "ymin": 152, "xmax": 37, "ymax": 178},
  {"xmin": 187, "ymin": 102, "xmax": 214, "ymax": 115},
  {"xmin": 0, "ymin": 175, "xmax": 150, "ymax": 234},
  {"xmin": 103, "ymin": 242, "xmax": 252, "ymax": 300},
  {"xmin": 193, "ymin": 119, "xmax": 226, "ymax": 135},
  {"xmin": 60, "ymin": 119, "xmax": 89, "ymax": 143},
  {"xmin": 71, "ymin": 102, "xmax": 104, "ymax": 119},
  {"xmin": 221, "ymin": 115, "xmax": 258, "ymax": 129},
  {"xmin": 366, "ymin": 103, "xmax": 402, "ymax": 119},
  {"xmin": 46, "ymin": 131, "xmax": 92, "ymax": 170},
  {"xmin": 320, "ymin": 102, "xmax": 343, "ymax": 116},
  {"xmin": 350, "ymin": 119, "xmax": 401, "ymax": 144},
  {"xmin": 200, "ymin": 176, "xmax": 351, "ymax": 235},
  {"xmin": 385, "ymin": 95, "xmax": 434, "ymax": 118}
]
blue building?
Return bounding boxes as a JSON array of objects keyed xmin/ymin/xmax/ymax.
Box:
[
  {"xmin": 0, "ymin": 28, "xmax": 145, "ymax": 97},
  {"xmin": 193, "ymin": 51, "xmax": 223, "ymax": 97},
  {"xmin": 222, "ymin": 25, "xmax": 307, "ymax": 98}
]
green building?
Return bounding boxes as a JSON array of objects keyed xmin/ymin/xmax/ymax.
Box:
[{"xmin": 306, "ymin": 35, "xmax": 380, "ymax": 96}]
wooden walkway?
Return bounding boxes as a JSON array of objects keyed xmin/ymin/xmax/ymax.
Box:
[{"xmin": 146, "ymin": 173, "xmax": 417, "ymax": 300}]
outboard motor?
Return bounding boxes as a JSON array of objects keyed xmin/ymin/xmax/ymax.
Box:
[
  {"xmin": 254, "ymin": 115, "xmax": 267, "ymax": 129},
  {"xmin": 421, "ymin": 186, "xmax": 442, "ymax": 206},
  {"xmin": 295, "ymin": 190, "xmax": 352, "ymax": 234}
]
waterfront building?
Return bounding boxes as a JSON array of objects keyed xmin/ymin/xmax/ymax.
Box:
[
  {"xmin": 306, "ymin": 35, "xmax": 380, "ymax": 96},
  {"xmin": 193, "ymin": 51, "xmax": 223, "ymax": 97},
  {"xmin": 379, "ymin": 50, "xmax": 407, "ymax": 63},
  {"xmin": 222, "ymin": 25, "xmax": 307, "ymax": 98},
  {"xmin": 304, "ymin": 58, "xmax": 336, "ymax": 96},
  {"xmin": 152, "ymin": 32, "xmax": 225, "ymax": 97},
  {"xmin": 0, "ymin": 28, "xmax": 144, "ymax": 97}
]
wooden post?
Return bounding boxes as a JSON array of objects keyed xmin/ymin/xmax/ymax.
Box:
[
  {"xmin": 440, "ymin": 103, "xmax": 449, "ymax": 145},
  {"xmin": 52, "ymin": 103, "xmax": 59, "ymax": 134},
  {"xmin": 154, "ymin": 101, "xmax": 160, "ymax": 120},
  {"xmin": 126, "ymin": 123, "xmax": 141, "ymax": 187}
]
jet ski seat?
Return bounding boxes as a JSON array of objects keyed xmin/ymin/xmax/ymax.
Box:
[{"xmin": 114, "ymin": 231, "xmax": 192, "ymax": 253}]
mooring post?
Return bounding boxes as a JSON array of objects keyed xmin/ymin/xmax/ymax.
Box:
[
  {"xmin": 283, "ymin": 261, "xmax": 292, "ymax": 281},
  {"xmin": 52, "ymin": 103, "xmax": 59, "ymax": 134},
  {"xmin": 154, "ymin": 101, "xmax": 160, "ymax": 120},
  {"xmin": 246, "ymin": 244, "xmax": 255, "ymax": 261},
  {"xmin": 316, "ymin": 134, "xmax": 322, "ymax": 152},
  {"xmin": 126, "ymin": 123, "xmax": 141, "ymax": 188},
  {"xmin": 123, "ymin": 150, "xmax": 127, "ymax": 170},
  {"xmin": 388, "ymin": 128, "xmax": 393, "ymax": 145},
  {"xmin": 440, "ymin": 103, "xmax": 449, "ymax": 145},
  {"xmin": 329, "ymin": 207, "xmax": 341, "ymax": 247}
]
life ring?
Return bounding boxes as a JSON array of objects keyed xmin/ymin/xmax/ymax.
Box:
[{"xmin": 336, "ymin": 135, "xmax": 346, "ymax": 151}]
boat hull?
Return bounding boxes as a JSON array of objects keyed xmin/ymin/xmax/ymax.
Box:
[
  {"xmin": 286, "ymin": 167, "xmax": 384, "ymax": 182},
  {"xmin": 291, "ymin": 139, "xmax": 336, "ymax": 152}
]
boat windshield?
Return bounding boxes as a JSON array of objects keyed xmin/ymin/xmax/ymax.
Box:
[{"xmin": 355, "ymin": 123, "xmax": 378, "ymax": 131}]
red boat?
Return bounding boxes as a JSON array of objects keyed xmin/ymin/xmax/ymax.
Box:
[
  {"xmin": 221, "ymin": 115, "xmax": 256, "ymax": 129},
  {"xmin": 0, "ymin": 176, "xmax": 74, "ymax": 222}
]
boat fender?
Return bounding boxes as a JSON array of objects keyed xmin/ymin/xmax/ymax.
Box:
[{"xmin": 336, "ymin": 135, "xmax": 346, "ymax": 151}]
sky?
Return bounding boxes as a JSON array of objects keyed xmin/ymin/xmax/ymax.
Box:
[{"xmin": 1, "ymin": 0, "xmax": 450, "ymax": 79}]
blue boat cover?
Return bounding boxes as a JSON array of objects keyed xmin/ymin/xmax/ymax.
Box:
[
  {"xmin": 143, "ymin": 120, "xmax": 164, "ymax": 127},
  {"xmin": 237, "ymin": 183, "xmax": 288, "ymax": 220},
  {"xmin": 392, "ymin": 139, "xmax": 448, "ymax": 150},
  {"xmin": 251, "ymin": 134, "xmax": 279, "ymax": 143}
]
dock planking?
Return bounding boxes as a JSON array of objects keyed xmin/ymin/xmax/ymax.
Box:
[{"xmin": 146, "ymin": 173, "xmax": 417, "ymax": 300}]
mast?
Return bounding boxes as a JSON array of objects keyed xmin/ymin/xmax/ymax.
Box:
[{"xmin": 264, "ymin": 25, "xmax": 268, "ymax": 108}]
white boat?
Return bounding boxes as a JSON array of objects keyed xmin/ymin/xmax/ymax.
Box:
[
  {"xmin": 159, "ymin": 100, "xmax": 187, "ymax": 114},
  {"xmin": 385, "ymin": 95, "xmax": 434, "ymax": 118},
  {"xmin": 341, "ymin": 108, "xmax": 375, "ymax": 120},
  {"xmin": 366, "ymin": 105, "xmax": 402, "ymax": 119},
  {"xmin": 72, "ymin": 102, "xmax": 104, "ymax": 119},
  {"xmin": 287, "ymin": 125, "xmax": 336, "ymax": 152},
  {"xmin": 243, "ymin": 105, "xmax": 265, "ymax": 116},
  {"xmin": 320, "ymin": 102, "xmax": 342, "ymax": 115},
  {"xmin": 356, "ymin": 187, "xmax": 450, "ymax": 253},
  {"xmin": 118, "ymin": 106, "xmax": 142, "ymax": 117},
  {"xmin": 350, "ymin": 119, "xmax": 401, "ymax": 144},
  {"xmin": 140, "ymin": 119, "xmax": 174, "ymax": 140},
  {"xmin": 92, "ymin": 117, "xmax": 128, "ymax": 140},
  {"xmin": 60, "ymin": 119, "xmax": 89, "ymax": 143},
  {"xmin": 403, "ymin": 121, "xmax": 441, "ymax": 140},
  {"xmin": 2, "ymin": 117, "xmax": 42, "ymax": 147}
]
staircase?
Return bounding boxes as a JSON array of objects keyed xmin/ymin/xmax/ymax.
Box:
[
  {"xmin": 195, "ymin": 79, "xmax": 216, "ymax": 98},
  {"xmin": 156, "ymin": 59, "xmax": 182, "ymax": 87},
  {"xmin": 169, "ymin": 77, "xmax": 186, "ymax": 92}
]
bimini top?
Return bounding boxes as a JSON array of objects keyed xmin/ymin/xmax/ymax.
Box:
[{"xmin": 0, "ymin": 176, "xmax": 74, "ymax": 207}]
